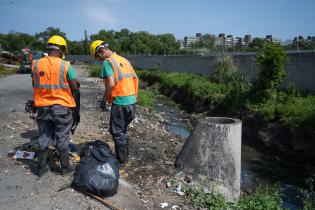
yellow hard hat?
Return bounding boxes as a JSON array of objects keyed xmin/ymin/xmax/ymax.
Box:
[
  {"xmin": 47, "ymin": 35, "xmax": 68, "ymax": 52},
  {"xmin": 90, "ymin": 40, "xmax": 108, "ymax": 57}
]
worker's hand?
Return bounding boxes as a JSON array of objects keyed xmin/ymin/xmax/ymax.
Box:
[{"xmin": 100, "ymin": 99, "xmax": 110, "ymax": 111}]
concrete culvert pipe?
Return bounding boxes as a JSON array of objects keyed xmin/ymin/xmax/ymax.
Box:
[{"xmin": 176, "ymin": 117, "xmax": 242, "ymax": 201}]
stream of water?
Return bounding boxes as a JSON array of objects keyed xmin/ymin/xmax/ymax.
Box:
[{"xmin": 154, "ymin": 97, "xmax": 305, "ymax": 210}]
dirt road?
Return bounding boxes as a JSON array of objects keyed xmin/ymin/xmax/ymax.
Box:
[{"xmin": 0, "ymin": 64, "xmax": 189, "ymax": 210}]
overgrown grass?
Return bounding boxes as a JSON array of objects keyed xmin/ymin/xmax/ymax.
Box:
[
  {"xmin": 234, "ymin": 184, "xmax": 283, "ymax": 210},
  {"xmin": 0, "ymin": 64, "xmax": 17, "ymax": 76},
  {"xmin": 182, "ymin": 179, "xmax": 283, "ymax": 210},
  {"xmin": 138, "ymin": 89, "xmax": 156, "ymax": 108},
  {"xmin": 247, "ymin": 93, "xmax": 315, "ymax": 138},
  {"xmin": 138, "ymin": 69, "xmax": 315, "ymax": 140},
  {"xmin": 86, "ymin": 63, "xmax": 101, "ymax": 77},
  {"xmin": 137, "ymin": 69, "xmax": 229, "ymax": 107}
]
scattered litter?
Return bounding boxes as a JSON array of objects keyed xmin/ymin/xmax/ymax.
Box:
[
  {"xmin": 13, "ymin": 150, "xmax": 35, "ymax": 160},
  {"xmin": 184, "ymin": 175, "xmax": 192, "ymax": 183},
  {"xmin": 69, "ymin": 152, "xmax": 80, "ymax": 161},
  {"xmin": 160, "ymin": 202, "xmax": 169, "ymax": 208},
  {"xmin": 164, "ymin": 160, "xmax": 173, "ymax": 165},
  {"xmin": 166, "ymin": 182, "xmax": 172, "ymax": 188},
  {"xmin": 177, "ymin": 191, "xmax": 185, "ymax": 196},
  {"xmin": 171, "ymin": 205, "xmax": 181, "ymax": 210},
  {"xmin": 175, "ymin": 184, "xmax": 185, "ymax": 196},
  {"xmin": 140, "ymin": 198, "xmax": 148, "ymax": 203}
]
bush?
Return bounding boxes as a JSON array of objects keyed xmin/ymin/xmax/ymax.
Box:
[
  {"xmin": 248, "ymin": 93, "xmax": 315, "ymax": 138},
  {"xmin": 254, "ymin": 42, "xmax": 288, "ymax": 102},
  {"xmin": 182, "ymin": 179, "xmax": 228, "ymax": 210},
  {"xmin": 210, "ymin": 56, "xmax": 238, "ymax": 84},
  {"xmin": 235, "ymin": 184, "xmax": 283, "ymax": 210},
  {"xmin": 138, "ymin": 89, "xmax": 156, "ymax": 108},
  {"xmin": 182, "ymin": 179, "xmax": 283, "ymax": 210}
]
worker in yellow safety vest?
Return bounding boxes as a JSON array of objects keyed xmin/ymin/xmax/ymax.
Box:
[
  {"xmin": 32, "ymin": 35, "xmax": 79, "ymax": 176},
  {"xmin": 90, "ymin": 40, "xmax": 138, "ymax": 164}
]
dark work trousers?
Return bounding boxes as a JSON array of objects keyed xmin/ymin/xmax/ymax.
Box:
[
  {"xmin": 109, "ymin": 103, "xmax": 136, "ymax": 163},
  {"xmin": 36, "ymin": 105, "xmax": 73, "ymax": 151}
]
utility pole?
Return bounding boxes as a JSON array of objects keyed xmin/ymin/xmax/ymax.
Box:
[{"xmin": 84, "ymin": 30, "xmax": 88, "ymax": 55}]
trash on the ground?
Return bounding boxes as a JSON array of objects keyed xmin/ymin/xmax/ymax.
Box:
[
  {"xmin": 13, "ymin": 150, "xmax": 35, "ymax": 160},
  {"xmin": 164, "ymin": 160, "xmax": 173, "ymax": 165},
  {"xmin": 160, "ymin": 202, "xmax": 169, "ymax": 208},
  {"xmin": 184, "ymin": 175, "xmax": 192, "ymax": 183},
  {"xmin": 171, "ymin": 205, "xmax": 181, "ymax": 210},
  {"xmin": 72, "ymin": 140, "xmax": 120, "ymax": 197},
  {"xmin": 175, "ymin": 184, "xmax": 185, "ymax": 196},
  {"xmin": 177, "ymin": 191, "xmax": 185, "ymax": 196},
  {"xmin": 166, "ymin": 181, "xmax": 172, "ymax": 188}
]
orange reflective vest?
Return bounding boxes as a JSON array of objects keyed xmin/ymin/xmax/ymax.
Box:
[
  {"xmin": 106, "ymin": 53, "xmax": 138, "ymax": 103},
  {"xmin": 32, "ymin": 56, "xmax": 76, "ymax": 108}
]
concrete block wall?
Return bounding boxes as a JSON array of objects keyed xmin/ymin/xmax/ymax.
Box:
[
  {"xmin": 67, "ymin": 52, "xmax": 315, "ymax": 93},
  {"xmin": 125, "ymin": 52, "xmax": 315, "ymax": 93}
]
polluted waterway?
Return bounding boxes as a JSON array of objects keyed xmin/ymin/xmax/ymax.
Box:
[{"xmin": 153, "ymin": 95, "xmax": 305, "ymax": 210}]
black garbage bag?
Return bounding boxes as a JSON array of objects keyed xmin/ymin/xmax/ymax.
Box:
[
  {"xmin": 71, "ymin": 85, "xmax": 80, "ymax": 134},
  {"xmin": 72, "ymin": 140, "xmax": 120, "ymax": 196}
]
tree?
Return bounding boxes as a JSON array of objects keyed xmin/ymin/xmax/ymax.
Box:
[
  {"xmin": 0, "ymin": 32, "xmax": 36, "ymax": 53},
  {"xmin": 254, "ymin": 42, "xmax": 288, "ymax": 102},
  {"xmin": 157, "ymin": 33, "xmax": 179, "ymax": 55},
  {"xmin": 248, "ymin": 38, "xmax": 266, "ymax": 51},
  {"xmin": 34, "ymin": 27, "xmax": 67, "ymax": 51}
]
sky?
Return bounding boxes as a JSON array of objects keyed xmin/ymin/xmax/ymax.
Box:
[{"xmin": 0, "ymin": 0, "xmax": 314, "ymax": 41}]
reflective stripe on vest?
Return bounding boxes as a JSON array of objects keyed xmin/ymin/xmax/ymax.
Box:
[
  {"xmin": 33, "ymin": 60, "xmax": 69, "ymax": 89},
  {"xmin": 109, "ymin": 58, "xmax": 138, "ymax": 83}
]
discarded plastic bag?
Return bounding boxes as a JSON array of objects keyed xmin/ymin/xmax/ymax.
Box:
[
  {"xmin": 72, "ymin": 140, "xmax": 120, "ymax": 197},
  {"xmin": 13, "ymin": 150, "xmax": 35, "ymax": 160}
]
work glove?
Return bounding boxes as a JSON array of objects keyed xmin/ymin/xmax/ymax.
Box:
[{"xmin": 100, "ymin": 97, "xmax": 110, "ymax": 111}]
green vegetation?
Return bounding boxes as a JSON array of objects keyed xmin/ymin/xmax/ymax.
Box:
[
  {"xmin": 0, "ymin": 27, "xmax": 180, "ymax": 55},
  {"xmin": 182, "ymin": 179, "xmax": 283, "ymax": 210},
  {"xmin": 0, "ymin": 64, "xmax": 17, "ymax": 76},
  {"xmin": 138, "ymin": 42, "xmax": 315, "ymax": 140},
  {"xmin": 248, "ymin": 93, "xmax": 315, "ymax": 137},
  {"xmin": 182, "ymin": 180, "xmax": 228, "ymax": 210},
  {"xmin": 253, "ymin": 42, "xmax": 288, "ymax": 102},
  {"xmin": 138, "ymin": 89, "xmax": 156, "ymax": 109},
  {"xmin": 137, "ymin": 70, "xmax": 228, "ymax": 108},
  {"xmin": 86, "ymin": 63, "xmax": 101, "ymax": 77},
  {"xmin": 1, "ymin": 27, "xmax": 314, "ymax": 55},
  {"xmin": 301, "ymin": 175, "xmax": 315, "ymax": 210},
  {"xmin": 235, "ymin": 185, "xmax": 283, "ymax": 210}
]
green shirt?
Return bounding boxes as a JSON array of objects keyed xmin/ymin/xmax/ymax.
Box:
[
  {"xmin": 99, "ymin": 60, "xmax": 137, "ymax": 105},
  {"xmin": 67, "ymin": 64, "xmax": 77, "ymax": 81}
]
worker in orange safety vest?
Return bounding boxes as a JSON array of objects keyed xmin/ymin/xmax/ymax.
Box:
[
  {"xmin": 32, "ymin": 35, "xmax": 79, "ymax": 176},
  {"xmin": 90, "ymin": 40, "xmax": 138, "ymax": 164}
]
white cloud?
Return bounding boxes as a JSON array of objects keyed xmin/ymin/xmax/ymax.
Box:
[{"xmin": 82, "ymin": 0, "xmax": 118, "ymax": 25}]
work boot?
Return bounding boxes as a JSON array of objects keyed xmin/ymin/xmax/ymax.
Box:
[
  {"xmin": 115, "ymin": 143, "xmax": 129, "ymax": 164},
  {"xmin": 59, "ymin": 148, "xmax": 74, "ymax": 175},
  {"xmin": 37, "ymin": 149, "xmax": 49, "ymax": 177}
]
